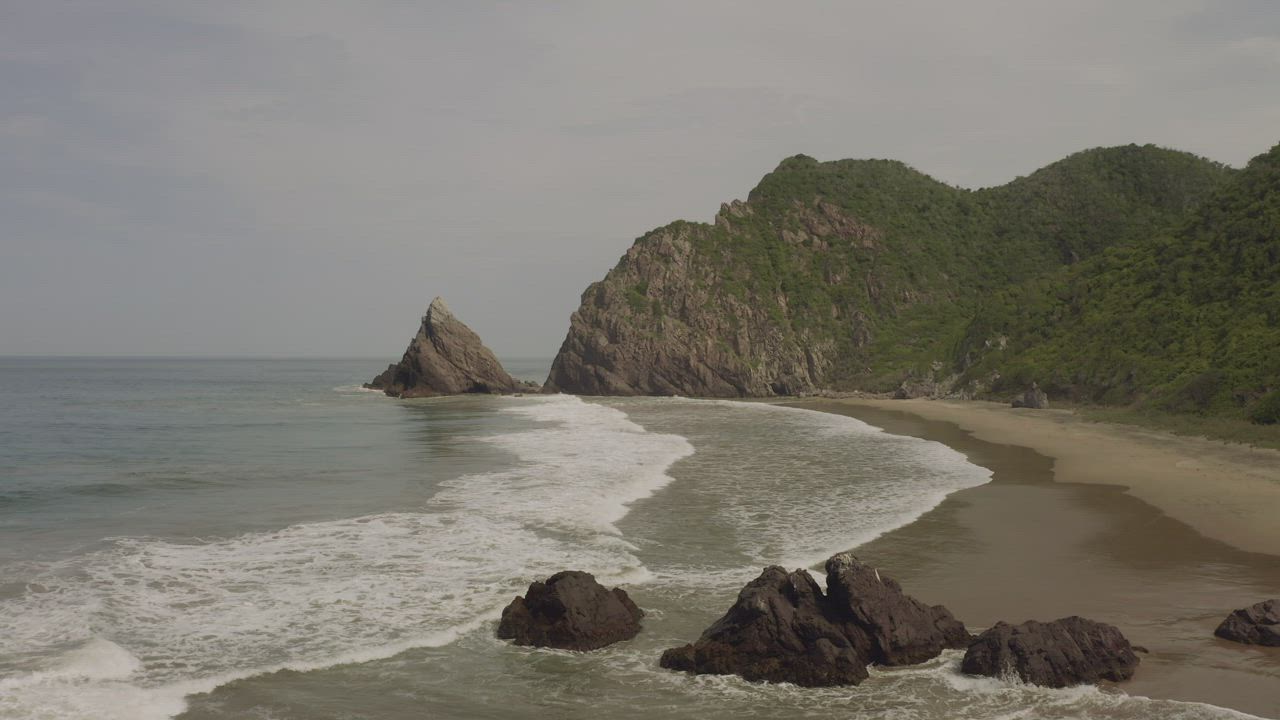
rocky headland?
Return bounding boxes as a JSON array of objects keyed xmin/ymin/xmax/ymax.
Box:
[{"xmin": 543, "ymin": 142, "xmax": 1280, "ymax": 427}]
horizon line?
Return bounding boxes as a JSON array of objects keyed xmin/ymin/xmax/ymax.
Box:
[{"xmin": 0, "ymin": 354, "xmax": 556, "ymax": 361}]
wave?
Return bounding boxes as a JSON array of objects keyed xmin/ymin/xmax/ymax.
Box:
[
  {"xmin": 331, "ymin": 384, "xmax": 384, "ymax": 394},
  {"xmin": 0, "ymin": 395, "xmax": 692, "ymax": 720},
  {"xmin": 589, "ymin": 646, "xmax": 1264, "ymax": 720},
  {"xmin": 3, "ymin": 394, "xmax": 1248, "ymax": 720},
  {"xmin": 624, "ymin": 398, "xmax": 993, "ymax": 574}
]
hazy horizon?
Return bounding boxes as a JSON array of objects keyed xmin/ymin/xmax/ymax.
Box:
[{"xmin": 4, "ymin": 1, "xmax": 1279, "ymax": 358}]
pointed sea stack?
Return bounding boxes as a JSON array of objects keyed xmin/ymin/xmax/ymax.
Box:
[{"xmin": 366, "ymin": 297, "xmax": 523, "ymax": 398}]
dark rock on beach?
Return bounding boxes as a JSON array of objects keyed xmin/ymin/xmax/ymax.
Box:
[
  {"xmin": 659, "ymin": 566, "xmax": 872, "ymax": 686},
  {"xmin": 1214, "ymin": 599, "xmax": 1280, "ymax": 646},
  {"xmin": 365, "ymin": 297, "xmax": 524, "ymax": 398},
  {"xmin": 496, "ymin": 571, "xmax": 643, "ymax": 651},
  {"xmin": 825, "ymin": 552, "xmax": 971, "ymax": 665},
  {"xmin": 659, "ymin": 553, "xmax": 970, "ymax": 687},
  {"xmin": 1011, "ymin": 382, "xmax": 1049, "ymax": 409},
  {"xmin": 961, "ymin": 616, "xmax": 1140, "ymax": 687}
]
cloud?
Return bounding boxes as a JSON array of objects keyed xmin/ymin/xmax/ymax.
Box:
[{"xmin": 1, "ymin": 1, "xmax": 1278, "ymax": 357}]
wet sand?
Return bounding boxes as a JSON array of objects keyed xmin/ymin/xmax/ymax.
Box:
[
  {"xmin": 819, "ymin": 399, "xmax": 1280, "ymax": 555},
  {"xmin": 794, "ymin": 400, "xmax": 1280, "ymax": 719}
]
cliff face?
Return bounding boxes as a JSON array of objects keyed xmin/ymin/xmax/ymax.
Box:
[
  {"xmin": 547, "ymin": 147, "xmax": 1234, "ymax": 397},
  {"xmin": 545, "ymin": 201, "xmax": 853, "ymax": 396},
  {"xmin": 367, "ymin": 297, "xmax": 520, "ymax": 398}
]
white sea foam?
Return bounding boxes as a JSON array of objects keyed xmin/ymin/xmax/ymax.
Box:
[
  {"xmin": 638, "ymin": 398, "xmax": 994, "ymax": 574},
  {"xmin": 0, "ymin": 395, "xmax": 692, "ymax": 720},
  {"xmin": 593, "ymin": 646, "xmax": 1260, "ymax": 720},
  {"xmin": 331, "ymin": 384, "xmax": 386, "ymax": 394},
  {"xmin": 3, "ymin": 394, "xmax": 1252, "ymax": 720}
]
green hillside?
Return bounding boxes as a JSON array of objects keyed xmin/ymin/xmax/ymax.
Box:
[
  {"xmin": 696, "ymin": 144, "xmax": 1235, "ymax": 388},
  {"xmin": 956, "ymin": 143, "xmax": 1280, "ymax": 423},
  {"xmin": 548, "ymin": 143, "xmax": 1239, "ymax": 401}
]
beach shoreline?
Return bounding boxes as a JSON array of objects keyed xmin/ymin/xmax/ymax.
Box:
[
  {"xmin": 801, "ymin": 398, "xmax": 1280, "ymax": 557},
  {"xmin": 789, "ymin": 397, "xmax": 1280, "ymax": 718}
]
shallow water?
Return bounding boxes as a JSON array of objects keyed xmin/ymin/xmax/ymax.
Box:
[{"xmin": 0, "ymin": 360, "xmax": 1270, "ymax": 719}]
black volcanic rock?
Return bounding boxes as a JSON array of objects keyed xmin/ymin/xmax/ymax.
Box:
[
  {"xmin": 1214, "ymin": 599, "xmax": 1280, "ymax": 646},
  {"xmin": 496, "ymin": 571, "xmax": 643, "ymax": 651},
  {"xmin": 659, "ymin": 566, "xmax": 872, "ymax": 686},
  {"xmin": 961, "ymin": 616, "xmax": 1140, "ymax": 687},
  {"xmin": 659, "ymin": 554, "xmax": 970, "ymax": 687},
  {"xmin": 825, "ymin": 552, "xmax": 971, "ymax": 666},
  {"xmin": 365, "ymin": 297, "xmax": 522, "ymax": 398}
]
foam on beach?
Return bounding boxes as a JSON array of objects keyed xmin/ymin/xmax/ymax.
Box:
[
  {"xmin": 624, "ymin": 398, "xmax": 994, "ymax": 575},
  {"xmin": 0, "ymin": 395, "xmax": 692, "ymax": 720}
]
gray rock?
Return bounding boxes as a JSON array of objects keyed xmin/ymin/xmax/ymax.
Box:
[
  {"xmin": 543, "ymin": 202, "xmax": 874, "ymax": 397},
  {"xmin": 496, "ymin": 571, "xmax": 643, "ymax": 651},
  {"xmin": 961, "ymin": 616, "xmax": 1140, "ymax": 687},
  {"xmin": 1214, "ymin": 599, "xmax": 1280, "ymax": 646},
  {"xmin": 893, "ymin": 377, "xmax": 940, "ymax": 399},
  {"xmin": 365, "ymin": 297, "xmax": 522, "ymax": 398},
  {"xmin": 659, "ymin": 554, "xmax": 970, "ymax": 687},
  {"xmin": 1011, "ymin": 382, "xmax": 1049, "ymax": 409}
]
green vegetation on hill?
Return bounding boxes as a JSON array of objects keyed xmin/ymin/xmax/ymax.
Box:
[
  {"xmin": 956, "ymin": 143, "xmax": 1280, "ymax": 423},
  {"xmin": 552, "ymin": 140, "xmax": 1277, "ymax": 428},
  {"xmin": 675, "ymin": 144, "xmax": 1234, "ymax": 388}
]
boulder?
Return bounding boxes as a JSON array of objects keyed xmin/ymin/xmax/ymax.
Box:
[
  {"xmin": 365, "ymin": 297, "xmax": 522, "ymax": 398},
  {"xmin": 961, "ymin": 616, "xmax": 1140, "ymax": 687},
  {"xmin": 1008, "ymin": 381, "xmax": 1049, "ymax": 409},
  {"xmin": 496, "ymin": 571, "xmax": 643, "ymax": 651},
  {"xmin": 659, "ymin": 554, "xmax": 970, "ymax": 687},
  {"xmin": 1011, "ymin": 382, "xmax": 1049, "ymax": 409},
  {"xmin": 893, "ymin": 377, "xmax": 939, "ymax": 399},
  {"xmin": 659, "ymin": 566, "xmax": 872, "ymax": 686},
  {"xmin": 825, "ymin": 552, "xmax": 971, "ymax": 665},
  {"xmin": 1214, "ymin": 599, "xmax": 1280, "ymax": 646}
]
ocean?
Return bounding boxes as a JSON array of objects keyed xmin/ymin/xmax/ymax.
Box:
[{"xmin": 0, "ymin": 358, "xmax": 1256, "ymax": 719}]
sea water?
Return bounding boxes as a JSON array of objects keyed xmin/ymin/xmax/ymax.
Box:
[{"xmin": 0, "ymin": 359, "xmax": 1258, "ymax": 719}]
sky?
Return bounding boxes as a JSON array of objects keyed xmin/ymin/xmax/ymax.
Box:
[{"xmin": 2, "ymin": 1, "xmax": 1279, "ymax": 359}]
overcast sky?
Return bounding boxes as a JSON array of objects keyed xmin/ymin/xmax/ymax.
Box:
[{"xmin": 3, "ymin": 1, "xmax": 1278, "ymax": 359}]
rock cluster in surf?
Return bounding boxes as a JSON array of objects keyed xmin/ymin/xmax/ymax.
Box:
[
  {"xmin": 366, "ymin": 297, "xmax": 530, "ymax": 398},
  {"xmin": 658, "ymin": 553, "xmax": 971, "ymax": 686},
  {"xmin": 496, "ymin": 571, "xmax": 644, "ymax": 651},
  {"xmin": 1214, "ymin": 599, "xmax": 1280, "ymax": 646},
  {"xmin": 960, "ymin": 616, "xmax": 1141, "ymax": 687},
  {"xmin": 499, "ymin": 555, "xmax": 1146, "ymax": 691}
]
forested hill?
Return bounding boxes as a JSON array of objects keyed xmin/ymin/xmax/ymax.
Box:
[
  {"xmin": 544, "ymin": 143, "xmax": 1269, "ymax": 422},
  {"xmin": 957, "ymin": 143, "xmax": 1280, "ymax": 423}
]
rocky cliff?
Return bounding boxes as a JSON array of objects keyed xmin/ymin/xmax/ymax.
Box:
[
  {"xmin": 366, "ymin": 297, "xmax": 522, "ymax": 398},
  {"xmin": 547, "ymin": 146, "xmax": 1233, "ymax": 397},
  {"xmin": 545, "ymin": 200, "xmax": 863, "ymax": 396}
]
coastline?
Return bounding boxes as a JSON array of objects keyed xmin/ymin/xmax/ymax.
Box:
[
  {"xmin": 806, "ymin": 398, "xmax": 1280, "ymax": 557},
  {"xmin": 791, "ymin": 398, "xmax": 1280, "ymax": 718}
]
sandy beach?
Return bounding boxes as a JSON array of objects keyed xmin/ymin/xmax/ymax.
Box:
[
  {"xmin": 824, "ymin": 399, "xmax": 1280, "ymax": 555},
  {"xmin": 794, "ymin": 399, "xmax": 1280, "ymax": 719}
]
